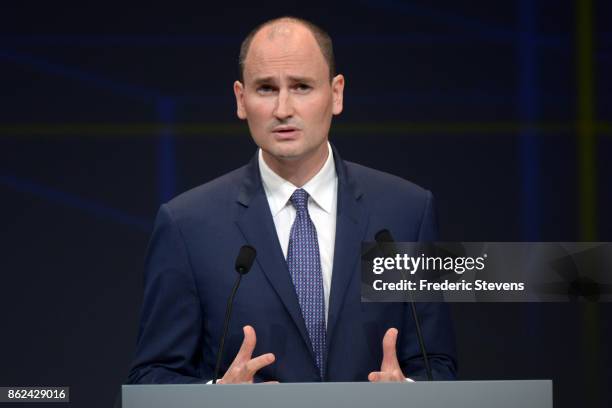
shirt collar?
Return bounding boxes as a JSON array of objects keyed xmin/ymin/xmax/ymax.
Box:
[{"xmin": 259, "ymin": 142, "xmax": 337, "ymax": 216}]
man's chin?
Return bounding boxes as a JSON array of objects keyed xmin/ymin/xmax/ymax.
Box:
[
  {"xmin": 261, "ymin": 140, "xmax": 327, "ymax": 164},
  {"xmin": 266, "ymin": 145, "xmax": 305, "ymax": 161}
]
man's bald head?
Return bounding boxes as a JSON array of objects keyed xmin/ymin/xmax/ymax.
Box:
[{"xmin": 238, "ymin": 17, "xmax": 335, "ymax": 82}]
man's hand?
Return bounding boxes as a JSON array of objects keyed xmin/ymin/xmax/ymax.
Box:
[
  {"xmin": 368, "ymin": 328, "xmax": 407, "ymax": 382},
  {"xmin": 217, "ymin": 325, "xmax": 277, "ymax": 384}
]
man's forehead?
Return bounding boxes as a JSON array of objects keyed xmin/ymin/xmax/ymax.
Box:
[
  {"xmin": 243, "ymin": 22, "xmax": 326, "ymax": 80},
  {"xmin": 246, "ymin": 49, "xmax": 313, "ymax": 78}
]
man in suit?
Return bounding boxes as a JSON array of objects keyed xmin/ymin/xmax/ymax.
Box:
[{"xmin": 128, "ymin": 16, "xmax": 456, "ymax": 384}]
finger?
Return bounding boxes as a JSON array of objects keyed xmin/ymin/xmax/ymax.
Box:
[
  {"xmin": 234, "ymin": 325, "xmax": 257, "ymax": 362},
  {"xmin": 368, "ymin": 370, "xmax": 404, "ymax": 382},
  {"xmin": 245, "ymin": 353, "xmax": 276, "ymax": 376},
  {"xmin": 381, "ymin": 328, "xmax": 400, "ymax": 371},
  {"xmin": 368, "ymin": 371, "xmax": 394, "ymax": 382}
]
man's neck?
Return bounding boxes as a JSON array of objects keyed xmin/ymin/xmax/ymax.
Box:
[{"xmin": 262, "ymin": 143, "xmax": 329, "ymax": 188}]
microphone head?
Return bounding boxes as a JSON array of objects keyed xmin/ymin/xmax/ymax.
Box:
[
  {"xmin": 375, "ymin": 229, "xmax": 394, "ymax": 244},
  {"xmin": 375, "ymin": 229, "xmax": 397, "ymax": 257},
  {"xmin": 235, "ymin": 245, "xmax": 257, "ymax": 275}
]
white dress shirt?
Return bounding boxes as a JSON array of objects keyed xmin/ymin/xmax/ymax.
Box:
[{"xmin": 258, "ymin": 143, "xmax": 337, "ymax": 324}]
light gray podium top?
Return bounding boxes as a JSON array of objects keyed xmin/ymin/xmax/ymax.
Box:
[{"xmin": 123, "ymin": 380, "xmax": 552, "ymax": 408}]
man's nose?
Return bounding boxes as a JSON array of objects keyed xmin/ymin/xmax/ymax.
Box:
[{"xmin": 273, "ymin": 89, "xmax": 294, "ymax": 120}]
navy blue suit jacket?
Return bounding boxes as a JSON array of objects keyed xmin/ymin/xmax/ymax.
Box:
[{"xmin": 127, "ymin": 146, "xmax": 456, "ymax": 383}]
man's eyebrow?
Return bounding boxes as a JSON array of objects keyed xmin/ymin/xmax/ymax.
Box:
[
  {"xmin": 287, "ymin": 76, "xmax": 316, "ymax": 83},
  {"xmin": 252, "ymin": 76, "xmax": 276, "ymax": 85},
  {"xmin": 250, "ymin": 75, "xmax": 316, "ymax": 85}
]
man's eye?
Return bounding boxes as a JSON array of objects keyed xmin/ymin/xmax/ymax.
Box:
[
  {"xmin": 295, "ymin": 84, "xmax": 311, "ymax": 92},
  {"xmin": 257, "ymin": 85, "xmax": 275, "ymax": 94}
]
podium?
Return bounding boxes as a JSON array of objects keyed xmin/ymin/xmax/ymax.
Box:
[{"xmin": 123, "ymin": 380, "xmax": 552, "ymax": 408}]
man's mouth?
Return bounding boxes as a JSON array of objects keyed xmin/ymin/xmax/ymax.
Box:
[
  {"xmin": 273, "ymin": 126, "xmax": 299, "ymax": 132},
  {"xmin": 272, "ymin": 126, "xmax": 301, "ymax": 138}
]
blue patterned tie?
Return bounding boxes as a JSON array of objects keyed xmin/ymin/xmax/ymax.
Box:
[{"xmin": 287, "ymin": 188, "xmax": 326, "ymax": 379}]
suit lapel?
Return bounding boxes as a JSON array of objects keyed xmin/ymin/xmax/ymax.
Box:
[
  {"xmin": 234, "ymin": 154, "xmax": 315, "ymax": 361},
  {"xmin": 326, "ymin": 147, "xmax": 369, "ymax": 353}
]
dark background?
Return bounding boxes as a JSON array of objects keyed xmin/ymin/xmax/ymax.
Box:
[{"xmin": 1, "ymin": 1, "xmax": 610, "ymax": 407}]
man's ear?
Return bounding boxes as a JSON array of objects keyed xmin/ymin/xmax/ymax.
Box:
[
  {"xmin": 233, "ymin": 80, "xmax": 247, "ymax": 119},
  {"xmin": 331, "ymin": 74, "xmax": 345, "ymax": 115}
]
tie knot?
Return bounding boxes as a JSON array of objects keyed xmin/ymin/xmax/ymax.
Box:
[{"xmin": 290, "ymin": 188, "xmax": 309, "ymax": 212}]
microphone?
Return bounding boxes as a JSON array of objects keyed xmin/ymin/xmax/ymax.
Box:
[
  {"xmin": 212, "ymin": 245, "xmax": 257, "ymax": 384},
  {"xmin": 374, "ymin": 229, "xmax": 433, "ymax": 381}
]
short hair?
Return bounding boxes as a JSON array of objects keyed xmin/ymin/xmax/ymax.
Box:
[{"xmin": 238, "ymin": 16, "xmax": 335, "ymax": 82}]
